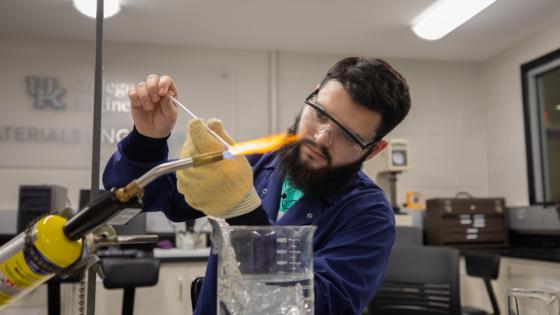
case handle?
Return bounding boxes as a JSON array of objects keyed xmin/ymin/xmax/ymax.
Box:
[{"xmin": 455, "ymin": 191, "xmax": 474, "ymax": 199}]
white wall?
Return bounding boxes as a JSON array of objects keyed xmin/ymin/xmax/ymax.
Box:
[
  {"xmin": 483, "ymin": 21, "xmax": 560, "ymax": 206},
  {"xmin": 0, "ymin": 34, "xmax": 490, "ymax": 212},
  {"xmin": 0, "ymin": 35, "xmax": 270, "ymax": 211},
  {"xmin": 388, "ymin": 59, "xmax": 488, "ymax": 202},
  {"xmin": 0, "ymin": 36, "xmax": 95, "ymax": 212}
]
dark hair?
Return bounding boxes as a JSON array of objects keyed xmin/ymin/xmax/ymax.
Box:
[{"xmin": 319, "ymin": 57, "xmax": 411, "ymax": 141}]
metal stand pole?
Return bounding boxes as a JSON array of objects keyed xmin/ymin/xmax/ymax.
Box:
[{"xmin": 87, "ymin": 0, "xmax": 104, "ymax": 314}]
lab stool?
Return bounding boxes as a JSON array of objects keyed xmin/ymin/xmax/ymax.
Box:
[
  {"xmin": 462, "ymin": 251, "xmax": 501, "ymax": 315},
  {"xmin": 101, "ymin": 253, "xmax": 160, "ymax": 315}
]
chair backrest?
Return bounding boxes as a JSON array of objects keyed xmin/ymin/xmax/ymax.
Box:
[
  {"xmin": 191, "ymin": 277, "xmax": 205, "ymax": 311},
  {"xmin": 368, "ymin": 245, "xmax": 461, "ymax": 315},
  {"xmin": 465, "ymin": 251, "xmax": 501, "ymax": 315},
  {"xmin": 395, "ymin": 226, "xmax": 424, "ymax": 246},
  {"xmin": 102, "ymin": 257, "xmax": 160, "ymax": 289},
  {"xmin": 464, "ymin": 252, "xmax": 500, "ymax": 280},
  {"xmin": 101, "ymin": 256, "xmax": 160, "ymax": 315}
]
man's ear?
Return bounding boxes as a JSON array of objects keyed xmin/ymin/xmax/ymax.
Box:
[{"xmin": 365, "ymin": 140, "xmax": 388, "ymax": 161}]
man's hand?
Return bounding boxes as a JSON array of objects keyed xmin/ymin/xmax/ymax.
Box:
[
  {"xmin": 128, "ymin": 74, "xmax": 178, "ymax": 139},
  {"xmin": 176, "ymin": 119, "xmax": 261, "ymax": 218}
]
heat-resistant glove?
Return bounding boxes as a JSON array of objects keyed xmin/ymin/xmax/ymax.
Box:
[{"xmin": 176, "ymin": 118, "xmax": 261, "ymax": 218}]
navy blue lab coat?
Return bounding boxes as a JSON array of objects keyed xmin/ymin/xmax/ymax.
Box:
[{"xmin": 102, "ymin": 129, "xmax": 395, "ymax": 315}]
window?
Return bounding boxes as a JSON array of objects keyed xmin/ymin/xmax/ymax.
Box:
[{"xmin": 522, "ymin": 48, "xmax": 560, "ymax": 204}]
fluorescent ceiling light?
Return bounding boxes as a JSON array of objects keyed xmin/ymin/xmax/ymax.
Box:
[
  {"xmin": 555, "ymin": 104, "xmax": 560, "ymax": 111},
  {"xmin": 73, "ymin": 0, "xmax": 121, "ymax": 19},
  {"xmin": 412, "ymin": 0, "xmax": 497, "ymax": 41}
]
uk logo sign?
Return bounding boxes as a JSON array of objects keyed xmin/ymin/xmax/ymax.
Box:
[{"xmin": 25, "ymin": 76, "xmax": 66, "ymax": 109}]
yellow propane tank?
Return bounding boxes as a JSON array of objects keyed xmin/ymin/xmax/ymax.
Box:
[{"xmin": 0, "ymin": 215, "xmax": 83, "ymax": 309}]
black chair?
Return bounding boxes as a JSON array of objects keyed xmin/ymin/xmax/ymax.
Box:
[
  {"xmin": 368, "ymin": 245, "xmax": 492, "ymax": 315},
  {"xmin": 101, "ymin": 253, "xmax": 160, "ymax": 315},
  {"xmin": 462, "ymin": 252, "xmax": 501, "ymax": 315},
  {"xmin": 395, "ymin": 226, "xmax": 423, "ymax": 246},
  {"xmin": 369, "ymin": 245, "xmax": 462, "ymax": 314},
  {"xmin": 191, "ymin": 276, "xmax": 205, "ymax": 311}
]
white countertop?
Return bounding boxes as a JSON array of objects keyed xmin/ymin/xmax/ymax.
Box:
[{"xmin": 153, "ymin": 247, "xmax": 211, "ymax": 258}]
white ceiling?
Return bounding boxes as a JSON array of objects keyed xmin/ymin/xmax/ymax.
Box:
[{"xmin": 1, "ymin": 0, "xmax": 560, "ymax": 62}]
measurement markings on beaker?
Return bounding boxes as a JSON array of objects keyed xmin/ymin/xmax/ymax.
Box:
[{"xmin": 289, "ymin": 239, "xmax": 301, "ymax": 272}]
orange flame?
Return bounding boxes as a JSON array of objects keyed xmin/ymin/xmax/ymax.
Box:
[{"xmin": 229, "ymin": 132, "xmax": 300, "ymax": 156}]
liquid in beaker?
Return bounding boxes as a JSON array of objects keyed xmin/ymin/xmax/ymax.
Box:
[{"xmin": 210, "ymin": 218, "xmax": 316, "ymax": 315}]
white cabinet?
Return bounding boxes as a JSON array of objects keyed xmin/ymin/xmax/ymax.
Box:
[
  {"xmin": 135, "ymin": 261, "xmax": 207, "ymax": 315},
  {"xmin": 94, "ymin": 261, "xmax": 207, "ymax": 315}
]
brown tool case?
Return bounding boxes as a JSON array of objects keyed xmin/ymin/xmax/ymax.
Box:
[{"xmin": 424, "ymin": 195, "xmax": 508, "ymax": 248}]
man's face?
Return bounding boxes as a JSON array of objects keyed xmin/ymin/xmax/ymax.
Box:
[
  {"xmin": 278, "ymin": 80, "xmax": 383, "ymax": 196},
  {"xmin": 297, "ymin": 80, "xmax": 381, "ymax": 169}
]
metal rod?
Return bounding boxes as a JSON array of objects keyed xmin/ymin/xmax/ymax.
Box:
[
  {"xmin": 169, "ymin": 95, "xmax": 198, "ymax": 120},
  {"xmin": 169, "ymin": 95, "xmax": 231, "ymax": 149},
  {"xmin": 91, "ymin": 0, "xmax": 104, "ymax": 223},
  {"xmin": 86, "ymin": 0, "xmax": 104, "ymax": 313}
]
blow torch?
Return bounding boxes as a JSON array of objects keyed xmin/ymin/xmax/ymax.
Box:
[{"xmin": 0, "ymin": 130, "xmax": 298, "ymax": 310}]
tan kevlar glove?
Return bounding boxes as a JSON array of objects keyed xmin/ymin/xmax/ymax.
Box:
[{"xmin": 176, "ymin": 118, "xmax": 261, "ymax": 218}]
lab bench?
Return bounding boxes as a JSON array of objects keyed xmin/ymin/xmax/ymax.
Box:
[{"xmin": 5, "ymin": 228, "xmax": 560, "ymax": 315}]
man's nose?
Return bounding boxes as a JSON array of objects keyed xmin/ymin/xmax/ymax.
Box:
[{"xmin": 314, "ymin": 127, "xmax": 333, "ymax": 147}]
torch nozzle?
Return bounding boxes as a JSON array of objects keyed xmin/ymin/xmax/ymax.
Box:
[
  {"xmin": 134, "ymin": 151, "xmax": 226, "ymax": 190},
  {"xmin": 191, "ymin": 150, "xmax": 226, "ymax": 166}
]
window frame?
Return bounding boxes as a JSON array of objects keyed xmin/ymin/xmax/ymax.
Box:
[{"xmin": 521, "ymin": 47, "xmax": 560, "ymax": 204}]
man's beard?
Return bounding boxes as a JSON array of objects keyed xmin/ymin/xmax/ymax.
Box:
[{"xmin": 277, "ymin": 117, "xmax": 368, "ymax": 197}]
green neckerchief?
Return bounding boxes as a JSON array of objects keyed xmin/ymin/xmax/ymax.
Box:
[{"xmin": 278, "ymin": 178, "xmax": 305, "ymax": 217}]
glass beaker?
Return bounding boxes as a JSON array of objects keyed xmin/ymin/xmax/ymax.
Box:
[
  {"xmin": 210, "ymin": 219, "xmax": 316, "ymax": 315},
  {"xmin": 507, "ymin": 288, "xmax": 560, "ymax": 315}
]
